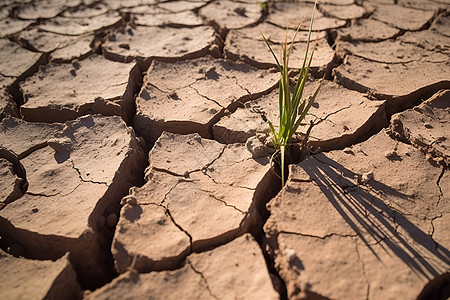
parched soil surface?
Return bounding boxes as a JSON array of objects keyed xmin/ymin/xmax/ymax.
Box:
[{"xmin": 0, "ymin": 0, "xmax": 449, "ymax": 299}]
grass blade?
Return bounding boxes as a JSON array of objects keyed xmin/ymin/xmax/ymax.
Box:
[
  {"xmin": 259, "ymin": 0, "xmax": 320, "ymax": 187},
  {"xmin": 259, "ymin": 29, "xmax": 282, "ymax": 72}
]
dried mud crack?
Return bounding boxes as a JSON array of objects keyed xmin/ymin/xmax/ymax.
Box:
[{"xmin": 0, "ymin": 0, "xmax": 449, "ymax": 299}]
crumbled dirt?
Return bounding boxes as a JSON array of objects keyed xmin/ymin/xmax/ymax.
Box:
[
  {"xmin": 0, "ymin": 0, "xmax": 449, "ymax": 299},
  {"xmin": 389, "ymin": 89, "xmax": 449, "ymax": 165}
]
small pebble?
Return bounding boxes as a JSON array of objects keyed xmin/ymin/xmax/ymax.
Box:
[
  {"xmin": 284, "ymin": 248, "xmax": 297, "ymax": 264},
  {"xmin": 436, "ymin": 157, "xmax": 446, "ymax": 166},
  {"xmin": 127, "ymin": 197, "xmax": 137, "ymax": 206},
  {"xmin": 343, "ymin": 147, "xmax": 353, "ymax": 154},
  {"xmin": 385, "ymin": 150, "xmax": 397, "ymax": 159},
  {"xmin": 246, "ymin": 135, "xmax": 272, "ymax": 159},
  {"xmin": 121, "ymin": 196, "xmax": 137, "ymax": 206},
  {"xmin": 8, "ymin": 243, "xmax": 26, "ymax": 257},
  {"xmin": 361, "ymin": 171, "xmax": 374, "ymax": 183}
]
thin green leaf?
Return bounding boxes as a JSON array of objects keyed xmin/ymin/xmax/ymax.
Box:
[
  {"xmin": 293, "ymin": 83, "xmax": 321, "ymax": 131},
  {"xmin": 259, "ymin": 29, "xmax": 282, "ymax": 72},
  {"xmin": 260, "ymin": 0, "xmax": 320, "ymax": 187}
]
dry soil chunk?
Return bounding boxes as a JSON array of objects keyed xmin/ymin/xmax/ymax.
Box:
[
  {"xmin": 112, "ymin": 132, "xmax": 275, "ymax": 273},
  {"xmin": 431, "ymin": 13, "xmax": 450, "ymax": 37},
  {"xmin": 199, "ymin": 0, "xmax": 262, "ymax": 30},
  {"xmin": 101, "ymin": 234, "xmax": 277, "ymax": 299},
  {"xmin": 38, "ymin": 12, "xmax": 122, "ymax": 36},
  {"xmin": 104, "ymin": 0, "xmax": 159, "ymax": 10},
  {"xmin": 398, "ymin": 30, "xmax": 450, "ymax": 59},
  {"xmin": 134, "ymin": 56, "xmax": 278, "ymax": 144},
  {"xmin": 15, "ymin": 0, "xmax": 81, "ymax": 19},
  {"xmin": 112, "ymin": 199, "xmax": 192, "ymax": 273},
  {"xmin": 0, "ymin": 252, "xmax": 81, "ymax": 300},
  {"xmin": 432, "ymin": 213, "xmax": 450, "ymax": 251},
  {"xmin": 0, "ymin": 115, "xmax": 146, "ymax": 288},
  {"xmin": 266, "ymin": 2, "xmax": 346, "ymax": 31},
  {"xmin": 0, "ymin": 39, "xmax": 44, "ymax": 79},
  {"xmin": 321, "ymin": 0, "xmax": 354, "ymax": 4},
  {"xmin": 319, "ymin": 3, "xmax": 366, "ymax": 20},
  {"xmin": 337, "ymin": 35, "xmax": 448, "ymax": 63},
  {"xmin": 188, "ymin": 234, "xmax": 279, "ymax": 300},
  {"xmin": 62, "ymin": 2, "xmax": 109, "ymax": 18},
  {"xmin": 333, "ymin": 55, "xmax": 450, "ymax": 104},
  {"xmin": 49, "ymin": 34, "xmax": 93, "ymax": 62},
  {"xmin": 85, "ymin": 266, "xmax": 214, "ymax": 300},
  {"xmin": 265, "ymin": 130, "xmax": 449, "ymax": 299},
  {"xmin": 20, "ymin": 54, "xmax": 139, "ymax": 123},
  {"xmin": 398, "ymin": 0, "xmax": 449, "ymax": 10},
  {"xmin": 102, "ymin": 25, "xmax": 218, "ymax": 63},
  {"xmin": 134, "ymin": 10, "xmax": 203, "ymax": 27},
  {"xmin": 0, "ymin": 158, "xmax": 24, "ymax": 205},
  {"xmin": 19, "ymin": 27, "xmax": 92, "ymax": 54},
  {"xmin": 275, "ymin": 233, "xmax": 367, "ymax": 299},
  {"xmin": 157, "ymin": 0, "xmax": 208, "ymax": 12},
  {"xmin": 0, "ymin": 117, "xmax": 63, "ymax": 158},
  {"xmin": 234, "ymin": 22, "xmax": 327, "ymax": 44},
  {"xmin": 0, "ymin": 18, "xmax": 33, "ymax": 37},
  {"xmin": 0, "ymin": 6, "xmax": 10, "ymax": 20},
  {"xmin": 337, "ymin": 18, "xmax": 400, "ymax": 42},
  {"xmin": 0, "ymin": 89, "xmax": 18, "ymax": 120},
  {"xmin": 0, "ymin": 75, "xmax": 15, "ymax": 90},
  {"xmin": 372, "ymin": 3, "xmax": 435, "ymax": 30},
  {"xmin": 119, "ymin": 5, "xmax": 167, "ymax": 14},
  {"xmin": 214, "ymin": 80, "xmax": 387, "ymax": 151},
  {"xmin": 224, "ymin": 27, "xmax": 334, "ymax": 76},
  {"xmin": 389, "ymin": 89, "xmax": 450, "ymax": 164},
  {"xmin": 148, "ymin": 131, "xmax": 224, "ymax": 176}
]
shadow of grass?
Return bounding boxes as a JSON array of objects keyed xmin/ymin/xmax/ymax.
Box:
[{"xmin": 300, "ymin": 153, "xmax": 449, "ymax": 280}]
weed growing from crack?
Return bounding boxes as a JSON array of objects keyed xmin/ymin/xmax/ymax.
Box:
[{"xmin": 259, "ymin": 1, "xmax": 321, "ymax": 186}]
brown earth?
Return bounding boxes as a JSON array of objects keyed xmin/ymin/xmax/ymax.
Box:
[{"xmin": 0, "ymin": 0, "xmax": 449, "ymax": 299}]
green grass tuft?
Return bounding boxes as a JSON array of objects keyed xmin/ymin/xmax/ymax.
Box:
[{"xmin": 259, "ymin": 1, "xmax": 321, "ymax": 186}]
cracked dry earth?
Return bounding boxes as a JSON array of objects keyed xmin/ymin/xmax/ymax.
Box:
[{"xmin": 0, "ymin": 0, "xmax": 449, "ymax": 300}]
